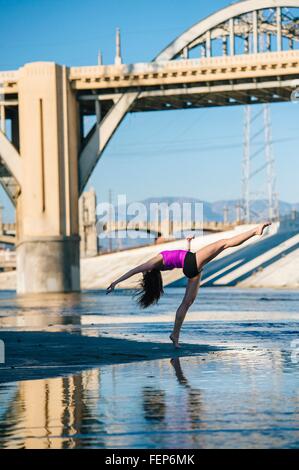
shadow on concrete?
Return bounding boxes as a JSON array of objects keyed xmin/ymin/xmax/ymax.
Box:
[
  {"xmin": 0, "ymin": 331, "xmax": 224, "ymax": 384},
  {"xmin": 171, "ymin": 231, "xmax": 299, "ymax": 287}
]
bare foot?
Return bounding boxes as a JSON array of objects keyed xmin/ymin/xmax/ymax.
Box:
[
  {"xmin": 170, "ymin": 333, "xmax": 180, "ymax": 349},
  {"xmin": 255, "ymin": 222, "xmax": 272, "ymax": 236}
]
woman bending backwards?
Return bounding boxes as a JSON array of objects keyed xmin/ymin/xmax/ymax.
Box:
[{"xmin": 106, "ymin": 223, "xmax": 271, "ymax": 348}]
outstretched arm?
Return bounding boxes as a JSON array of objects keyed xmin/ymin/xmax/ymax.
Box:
[{"xmin": 106, "ymin": 254, "xmax": 162, "ymax": 293}]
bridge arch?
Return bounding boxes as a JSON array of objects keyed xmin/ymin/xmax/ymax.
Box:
[
  {"xmin": 100, "ymin": 225, "xmax": 163, "ymax": 239},
  {"xmin": 155, "ymin": 0, "xmax": 299, "ymax": 61},
  {"xmin": 0, "ymin": 131, "xmax": 21, "ymax": 203},
  {"xmin": 79, "ymin": 0, "xmax": 299, "ymax": 192}
]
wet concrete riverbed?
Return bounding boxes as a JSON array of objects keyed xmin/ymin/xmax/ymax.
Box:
[{"xmin": 0, "ymin": 287, "xmax": 299, "ymax": 448}]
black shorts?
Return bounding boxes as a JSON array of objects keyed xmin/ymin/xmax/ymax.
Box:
[{"xmin": 183, "ymin": 251, "xmax": 202, "ymax": 279}]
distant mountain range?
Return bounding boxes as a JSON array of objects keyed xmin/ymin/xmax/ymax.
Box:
[
  {"xmin": 1, "ymin": 194, "xmax": 298, "ymax": 224},
  {"xmin": 115, "ymin": 197, "xmax": 299, "ymax": 223}
]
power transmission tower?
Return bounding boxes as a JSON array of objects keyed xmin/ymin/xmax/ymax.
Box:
[
  {"xmin": 242, "ymin": 104, "xmax": 279, "ymax": 223},
  {"xmin": 242, "ymin": 106, "xmax": 251, "ymax": 223},
  {"xmin": 241, "ymin": 10, "xmax": 279, "ymax": 224},
  {"xmin": 263, "ymin": 104, "xmax": 278, "ymax": 221}
]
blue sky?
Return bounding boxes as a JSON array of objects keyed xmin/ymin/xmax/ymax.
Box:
[{"xmin": 0, "ymin": 0, "xmax": 298, "ymax": 221}]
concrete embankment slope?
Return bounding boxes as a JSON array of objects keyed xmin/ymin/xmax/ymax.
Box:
[
  {"xmin": 192, "ymin": 228, "xmax": 299, "ymax": 289},
  {"xmin": 237, "ymin": 234, "xmax": 299, "ymax": 288},
  {"xmin": 2, "ymin": 222, "xmax": 296, "ymax": 290},
  {"xmin": 80, "ymin": 224, "xmax": 276, "ymax": 289},
  {"xmin": 81, "ymin": 222, "xmax": 299, "ymax": 289}
]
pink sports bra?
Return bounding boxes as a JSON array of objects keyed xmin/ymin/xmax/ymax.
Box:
[{"xmin": 160, "ymin": 250, "xmax": 188, "ymax": 270}]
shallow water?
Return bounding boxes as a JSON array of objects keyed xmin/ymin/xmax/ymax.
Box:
[{"xmin": 0, "ymin": 288, "xmax": 299, "ymax": 449}]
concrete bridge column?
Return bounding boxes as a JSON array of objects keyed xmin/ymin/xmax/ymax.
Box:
[
  {"xmin": 17, "ymin": 62, "xmax": 80, "ymax": 294},
  {"xmin": 0, "ymin": 205, "xmax": 3, "ymax": 235}
]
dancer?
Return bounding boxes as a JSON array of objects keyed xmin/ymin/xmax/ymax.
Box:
[{"xmin": 107, "ymin": 223, "xmax": 271, "ymax": 348}]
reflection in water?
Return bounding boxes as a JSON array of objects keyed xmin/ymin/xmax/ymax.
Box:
[
  {"xmin": 170, "ymin": 357, "xmax": 203, "ymax": 432},
  {"xmin": 141, "ymin": 359, "xmax": 204, "ymax": 447},
  {"xmin": 0, "ymin": 370, "xmax": 103, "ymax": 449},
  {"xmin": 0, "ymin": 293, "xmax": 84, "ymax": 332},
  {"xmin": 143, "ymin": 388, "xmax": 166, "ymax": 422},
  {"xmin": 1, "ymin": 288, "xmax": 299, "ymax": 448},
  {"xmin": 1, "ymin": 350, "xmax": 299, "ymax": 448}
]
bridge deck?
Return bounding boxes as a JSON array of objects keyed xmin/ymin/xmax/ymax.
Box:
[{"xmin": 70, "ymin": 51, "xmax": 299, "ymax": 90}]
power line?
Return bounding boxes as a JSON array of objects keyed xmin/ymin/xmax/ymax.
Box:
[{"xmin": 107, "ymin": 136, "xmax": 298, "ymax": 158}]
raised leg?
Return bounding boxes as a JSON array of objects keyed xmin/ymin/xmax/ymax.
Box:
[
  {"xmin": 170, "ymin": 273, "xmax": 201, "ymax": 348},
  {"xmin": 195, "ymin": 222, "xmax": 271, "ymax": 270}
]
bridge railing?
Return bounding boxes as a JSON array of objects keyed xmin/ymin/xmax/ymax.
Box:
[{"xmin": 70, "ymin": 50, "xmax": 299, "ymax": 89}]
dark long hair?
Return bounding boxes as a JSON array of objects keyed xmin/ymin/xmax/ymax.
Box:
[{"xmin": 134, "ymin": 269, "xmax": 164, "ymax": 309}]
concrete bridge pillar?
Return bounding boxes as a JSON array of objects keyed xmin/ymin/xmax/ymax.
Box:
[
  {"xmin": 16, "ymin": 62, "xmax": 80, "ymax": 294},
  {"xmin": 0, "ymin": 205, "xmax": 3, "ymax": 235}
]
